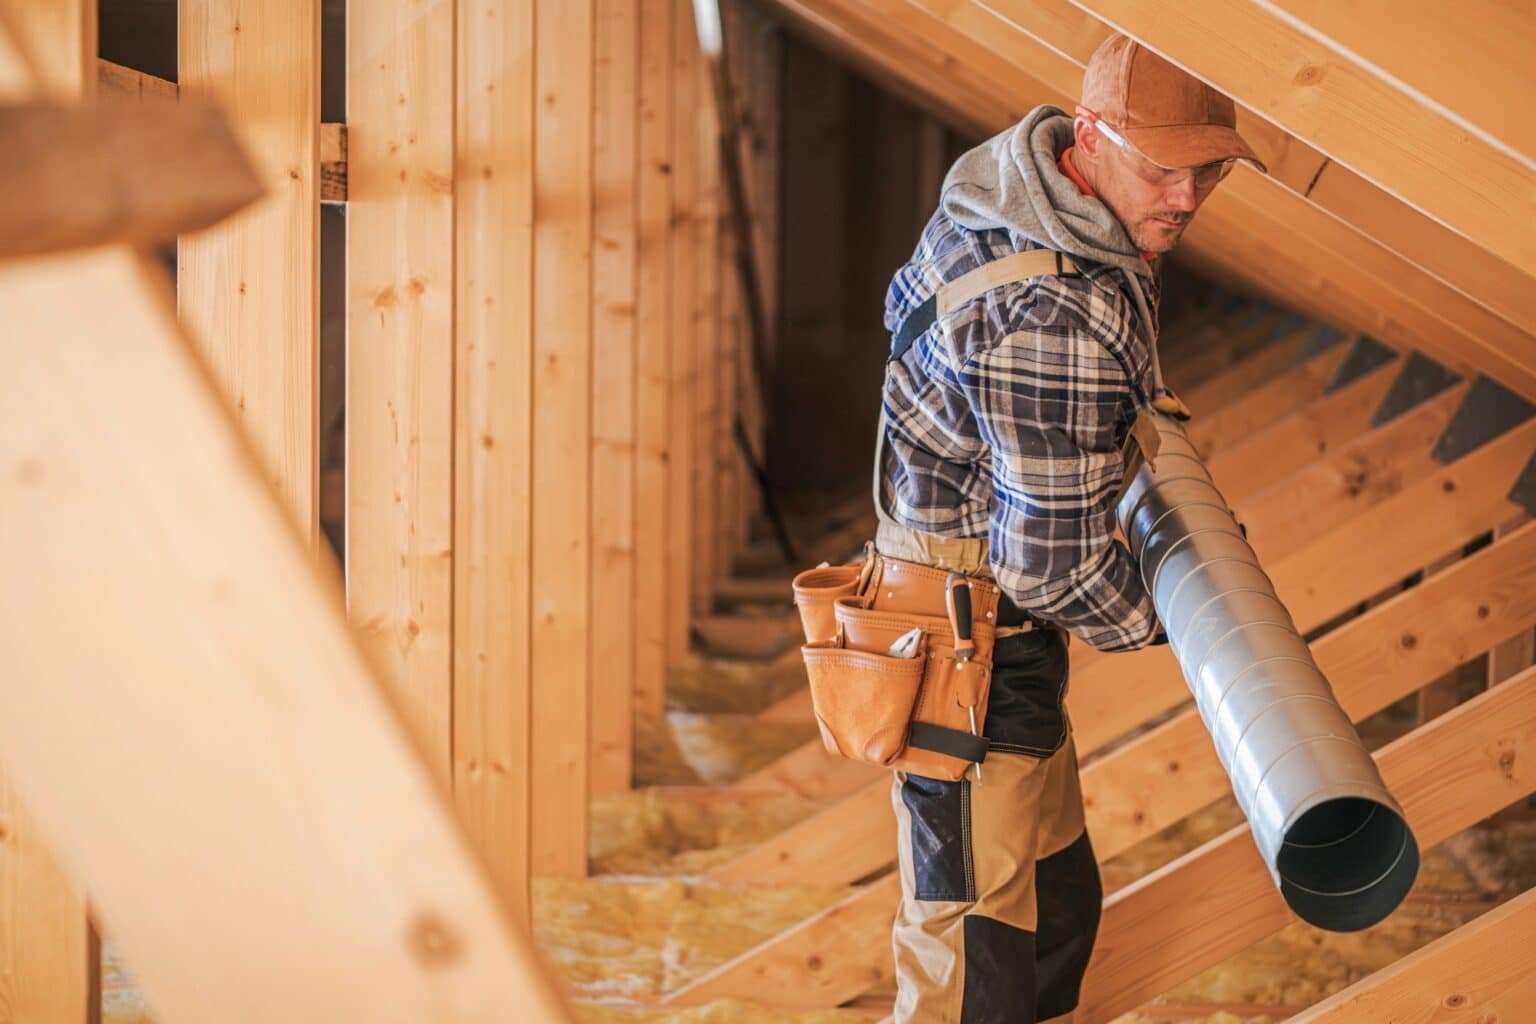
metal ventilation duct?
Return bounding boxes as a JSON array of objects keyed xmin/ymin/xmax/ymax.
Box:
[{"xmin": 1116, "ymin": 413, "xmax": 1419, "ymax": 932}]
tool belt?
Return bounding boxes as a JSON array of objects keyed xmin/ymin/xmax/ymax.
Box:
[{"xmin": 793, "ymin": 542, "xmax": 1035, "ymax": 782}]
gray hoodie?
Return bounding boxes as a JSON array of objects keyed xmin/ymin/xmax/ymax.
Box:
[{"xmin": 940, "ymin": 105, "xmax": 1166, "ymax": 392}]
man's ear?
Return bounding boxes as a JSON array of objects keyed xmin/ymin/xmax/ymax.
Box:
[{"xmin": 1073, "ymin": 117, "xmax": 1098, "ymax": 159}]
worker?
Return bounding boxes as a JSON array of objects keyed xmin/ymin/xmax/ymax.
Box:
[{"xmin": 875, "ymin": 34, "xmax": 1266, "ymax": 1023}]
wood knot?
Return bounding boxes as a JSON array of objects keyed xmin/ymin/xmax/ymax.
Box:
[
  {"xmin": 1400, "ymin": 634, "xmax": 1417, "ymax": 650},
  {"xmin": 1293, "ymin": 63, "xmax": 1325, "ymax": 86},
  {"xmin": 806, "ymin": 954, "xmax": 824, "ymax": 971},
  {"xmin": 1444, "ymin": 993, "xmax": 1467, "ymax": 1009},
  {"xmin": 1498, "ymin": 750, "xmax": 1516, "ymax": 778},
  {"xmin": 1477, "ymin": 605, "xmax": 1491, "ymax": 619},
  {"xmin": 1442, "ymin": 480, "xmax": 1457, "ymax": 493},
  {"xmin": 13, "ymin": 459, "xmax": 44, "ymax": 486},
  {"xmin": 407, "ymin": 912, "xmax": 464, "ymax": 968}
]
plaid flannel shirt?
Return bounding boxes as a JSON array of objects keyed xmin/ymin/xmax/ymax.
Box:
[{"xmin": 878, "ymin": 210, "xmax": 1162, "ymax": 652}]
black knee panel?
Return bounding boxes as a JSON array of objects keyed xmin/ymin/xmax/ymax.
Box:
[{"xmin": 1033, "ymin": 829, "xmax": 1103, "ymax": 1020}]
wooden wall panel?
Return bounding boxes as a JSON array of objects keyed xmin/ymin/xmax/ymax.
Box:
[
  {"xmin": 178, "ymin": 0, "xmax": 321, "ymax": 543},
  {"xmin": 347, "ymin": 0, "xmax": 456, "ymax": 786},
  {"xmin": 633, "ymin": 0, "xmax": 674, "ymax": 721},
  {"xmin": 454, "ymin": 0, "xmax": 538, "ymax": 918},
  {"xmin": 667, "ymin": 0, "xmax": 700, "ymax": 663},
  {"xmin": 0, "ymin": 7, "xmax": 96, "ymax": 1021},
  {"xmin": 528, "ymin": 0, "xmax": 596, "ymax": 878},
  {"xmin": 590, "ymin": 0, "xmax": 643, "ymax": 793},
  {"xmin": 0, "ymin": 245, "xmax": 574, "ymax": 1023},
  {"xmin": 692, "ymin": 52, "xmax": 722, "ymax": 613}
]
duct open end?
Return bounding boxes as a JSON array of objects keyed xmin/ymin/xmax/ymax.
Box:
[{"xmin": 1277, "ymin": 797, "xmax": 1420, "ymax": 932}]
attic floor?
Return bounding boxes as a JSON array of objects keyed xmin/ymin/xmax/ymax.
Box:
[{"xmin": 101, "ymin": 647, "xmax": 1536, "ymax": 1023}]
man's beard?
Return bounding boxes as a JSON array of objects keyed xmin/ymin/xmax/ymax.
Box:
[{"xmin": 1133, "ymin": 211, "xmax": 1192, "ymax": 254}]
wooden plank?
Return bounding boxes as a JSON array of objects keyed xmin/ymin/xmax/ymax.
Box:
[
  {"xmin": 1253, "ymin": 0, "xmax": 1536, "ymax": 167},
  {"xmin": 96, "ymin": 57, "xmax": 174, "ymax": 101},
  {"xmin": 347, "ymin": 0, "xmax": 456, "ymax": 786},
  {"xmin": 1173, "ymin": 322, "xmax": 1333, "ymax": 414},
  {"xmin": 1183, "ymin": 341, "xmax": 1353, "ymax": 462},
  {"xmin": 529, "ymin": 0, "xmax": 596, "ymax": 879},
  {"xmin": 0, "ymin": 244, "xmax": 575, "ymax": 1023},
  {"xmin": 0, "ymin": 788, "xmax": 91, "ymax": 1024},
  {"xmin": 687, "ymin": 551, "xmax": 1536, "ymax": 1008},
  {"xmin": 632, "ymin": 0, "xmax": 674, "ymax": 721},
  {"xmin": 717, "ymin": 417, "xmax": 1536, "ymax": 883},
  {"xmin": 960, "ymin": 0, "xmax": 1536, "ymax": 342},
  {"xmin": 1235, "ymin": 383, "xmax": 1466, "ymax": 560},
  {"xmin": 691, "ymin": 41, "xmax": 722, "ymax": 619},
  {"xmin": 1287, "ymin": 885, "xmax": 1536, "ymax": 1023},
  {"xmin": 178, "ymin": 0, "xmax": 322, "ymax": 542},
  {"xmin": 735, "ymin": 356, "xmax": 1399, "ymax": 800},
  {"xmin": 453, "ymin": 0, "xmax": 537, "ymax": 919},
  {"xmin": 590, "ymin": 0, "xmax": 643, "ymax": 795},
  {"xmin": 0, "ymin": 9, "xmax": 96, "ymax": 1022},
  {"xmin": 1059, "ymin": 0, "xmax": 1536, "ymax": 281},
  {"xmin": 930, "ymin": 0, "xmax": 1536, "ymax": 394},
  {"xmin": 1491, "ymin": 512, "xmax": 1536, "ymax": 688},
  {"xmin": 319, "ymin": 121, "xmax": 346, "ymax": 202},
  {"xmin": 1084, "ymin": 521, "xmax": 1536, "ymax": 859},
  {"xmin": 667, "ymin": 0, "xmax": 699, "ymax": 667},
  {"xmin": 1077, "ymin": 666, "xmax": 1536, "ymax": 1023},
  {"xmin": 667, "ymin": 665, "xmax": 1536, "ymax": 1008},
  {"xmin": 1068, "ymin": 417, "xmax": 1536, "ymax": 759}
]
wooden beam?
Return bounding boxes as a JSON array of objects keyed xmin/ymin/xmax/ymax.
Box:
[
  {"xmin": 0, "ymin": 790, "xmax": 92, "ymax": 1023},
  {"xmin": 178, "ymin": 0, "xmax": 322, "ymax": 542},
  {"xmin": 590, "ymin": 0, "xmax": 642, "ymax": 794},
  {"xmin": 633, "ymin": 0, "xmax": 675, "ymax": 722},
  {"xmin": 946, "ymin": 0, "xmax": 1536, "ymax": 350},
  {"xmin": 1287, "ymin": 884, "xmax": 1536, "ymax": 1022},
  {"xmin": 1060, "ymin": 0, "xmax": 1536, "ymax": 278},
  {"xmin": 0, "ymin": 8, "xmax": 97, "ymax": 1021},
  {"xmin": 94, "ymin": 59, "xmax": 348, "ymax": 203},
  {"xmin": 346, "ymin": 0, "xmax": 456, "ymax": 788},
  {"xmin": 691, "ymin": 41, "xmax": 723, "ymax": 618},
  {"xmin": 1183, "ymin": 337, "xmax": 1349, "ymax": 460},
  {"xmin": 733, "ymin": 354, "xmax": 1404, "ymax": 796},
  {"xmin": 0, "ymin": 92, "xmax": 262, "ymax": 266},
  {"xmin": 713, "ymin": 413, "xmax": 1536, "ymax": 885},
  {"xmin": 667, "ymin": 664, "xmax": 1536, "ymax": 1008},
  {"xmin": 756, "ymin": 0, "xmax": 997, "ymax": 138},
  {"xmin": 453, "ymin": 0, "xmax": 537, "ymax": 917},
  {"xmin": 528, "ymin": 0, "xmax": 596, "ymax": 878},
  {"xmin": 668, "ymin": 0, "xmax": 700, "ymax": 667},
  {"xmin": 0, "ymin": 243, "xmax": 575, "ymax": 1023},
  {"xmin": 1084, "ymin": 520, "xmax": 1536, "ymax": 859},
  {"xmin": 1077, "ymin": 665, "xmax": 1536, "ymax": 1022},
  {"xmin": 948, "ymin": 0, "xmax": 1536, "ymax": 395},
  {"xmin": 1250, "ymin": 0, "xmax": 1536, "ymax": 168}
]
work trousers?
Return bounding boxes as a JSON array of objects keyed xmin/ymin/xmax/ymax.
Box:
[{"xmin": 885, "ymin": 626, "xmax": 1103, "ymax": 1024}]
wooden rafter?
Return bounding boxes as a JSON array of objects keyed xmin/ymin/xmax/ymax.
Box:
[
  {"xmin": 666, "ymin": 662, "xmax": 1536, "ymax": 1007},
  {"xmin": 1061, "ymin": 0, "xmax": 1536, "ymax": 279}
]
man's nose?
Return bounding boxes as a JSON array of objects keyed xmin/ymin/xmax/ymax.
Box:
[{"xmin": 1163, "ymin": 176, "xmax": 1199, "ymax": 210}]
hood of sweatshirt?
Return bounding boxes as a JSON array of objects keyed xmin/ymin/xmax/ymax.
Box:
[{"xmin": 939, "ymin": 105, "xmax": 1166, "ymax": 389}]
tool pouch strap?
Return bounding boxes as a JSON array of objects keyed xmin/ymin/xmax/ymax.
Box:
[{"xmin": 792, "ymin": 546, "xmax": 1005, "ymax": 781}]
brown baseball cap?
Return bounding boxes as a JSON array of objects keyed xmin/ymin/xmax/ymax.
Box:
[{"xmin": 1081, "ymin": 34, "xmax": 1266, "ymax": 173}]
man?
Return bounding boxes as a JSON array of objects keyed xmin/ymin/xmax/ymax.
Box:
[{"xmin": 874, "ymin": 34, "xmax": 1266, "ymax": 1023}]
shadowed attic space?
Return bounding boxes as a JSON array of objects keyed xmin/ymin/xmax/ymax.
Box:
[{"xmin": 7, "ymin": 0, "xmax": 1536, "ymax": 1023}]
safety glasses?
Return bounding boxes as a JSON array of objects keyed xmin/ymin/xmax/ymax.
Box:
[{"xmin": 1075, "ymin": 106, "xmax": 1235, "ymax": 193}]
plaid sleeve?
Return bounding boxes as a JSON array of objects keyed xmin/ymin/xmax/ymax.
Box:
[{"xmin": 960, "ymin": 323, "xmax": 1159, "ymax": 653}]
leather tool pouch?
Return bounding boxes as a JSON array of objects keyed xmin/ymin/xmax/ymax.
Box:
[{"xmin": 792, "ymin": 544, "xmax": 1004, "ymax": 781}]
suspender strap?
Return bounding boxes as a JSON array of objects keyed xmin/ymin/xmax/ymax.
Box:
[{"xmin": 890, "ymin": 249, "xmax": 1080, "ymax": 363}]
